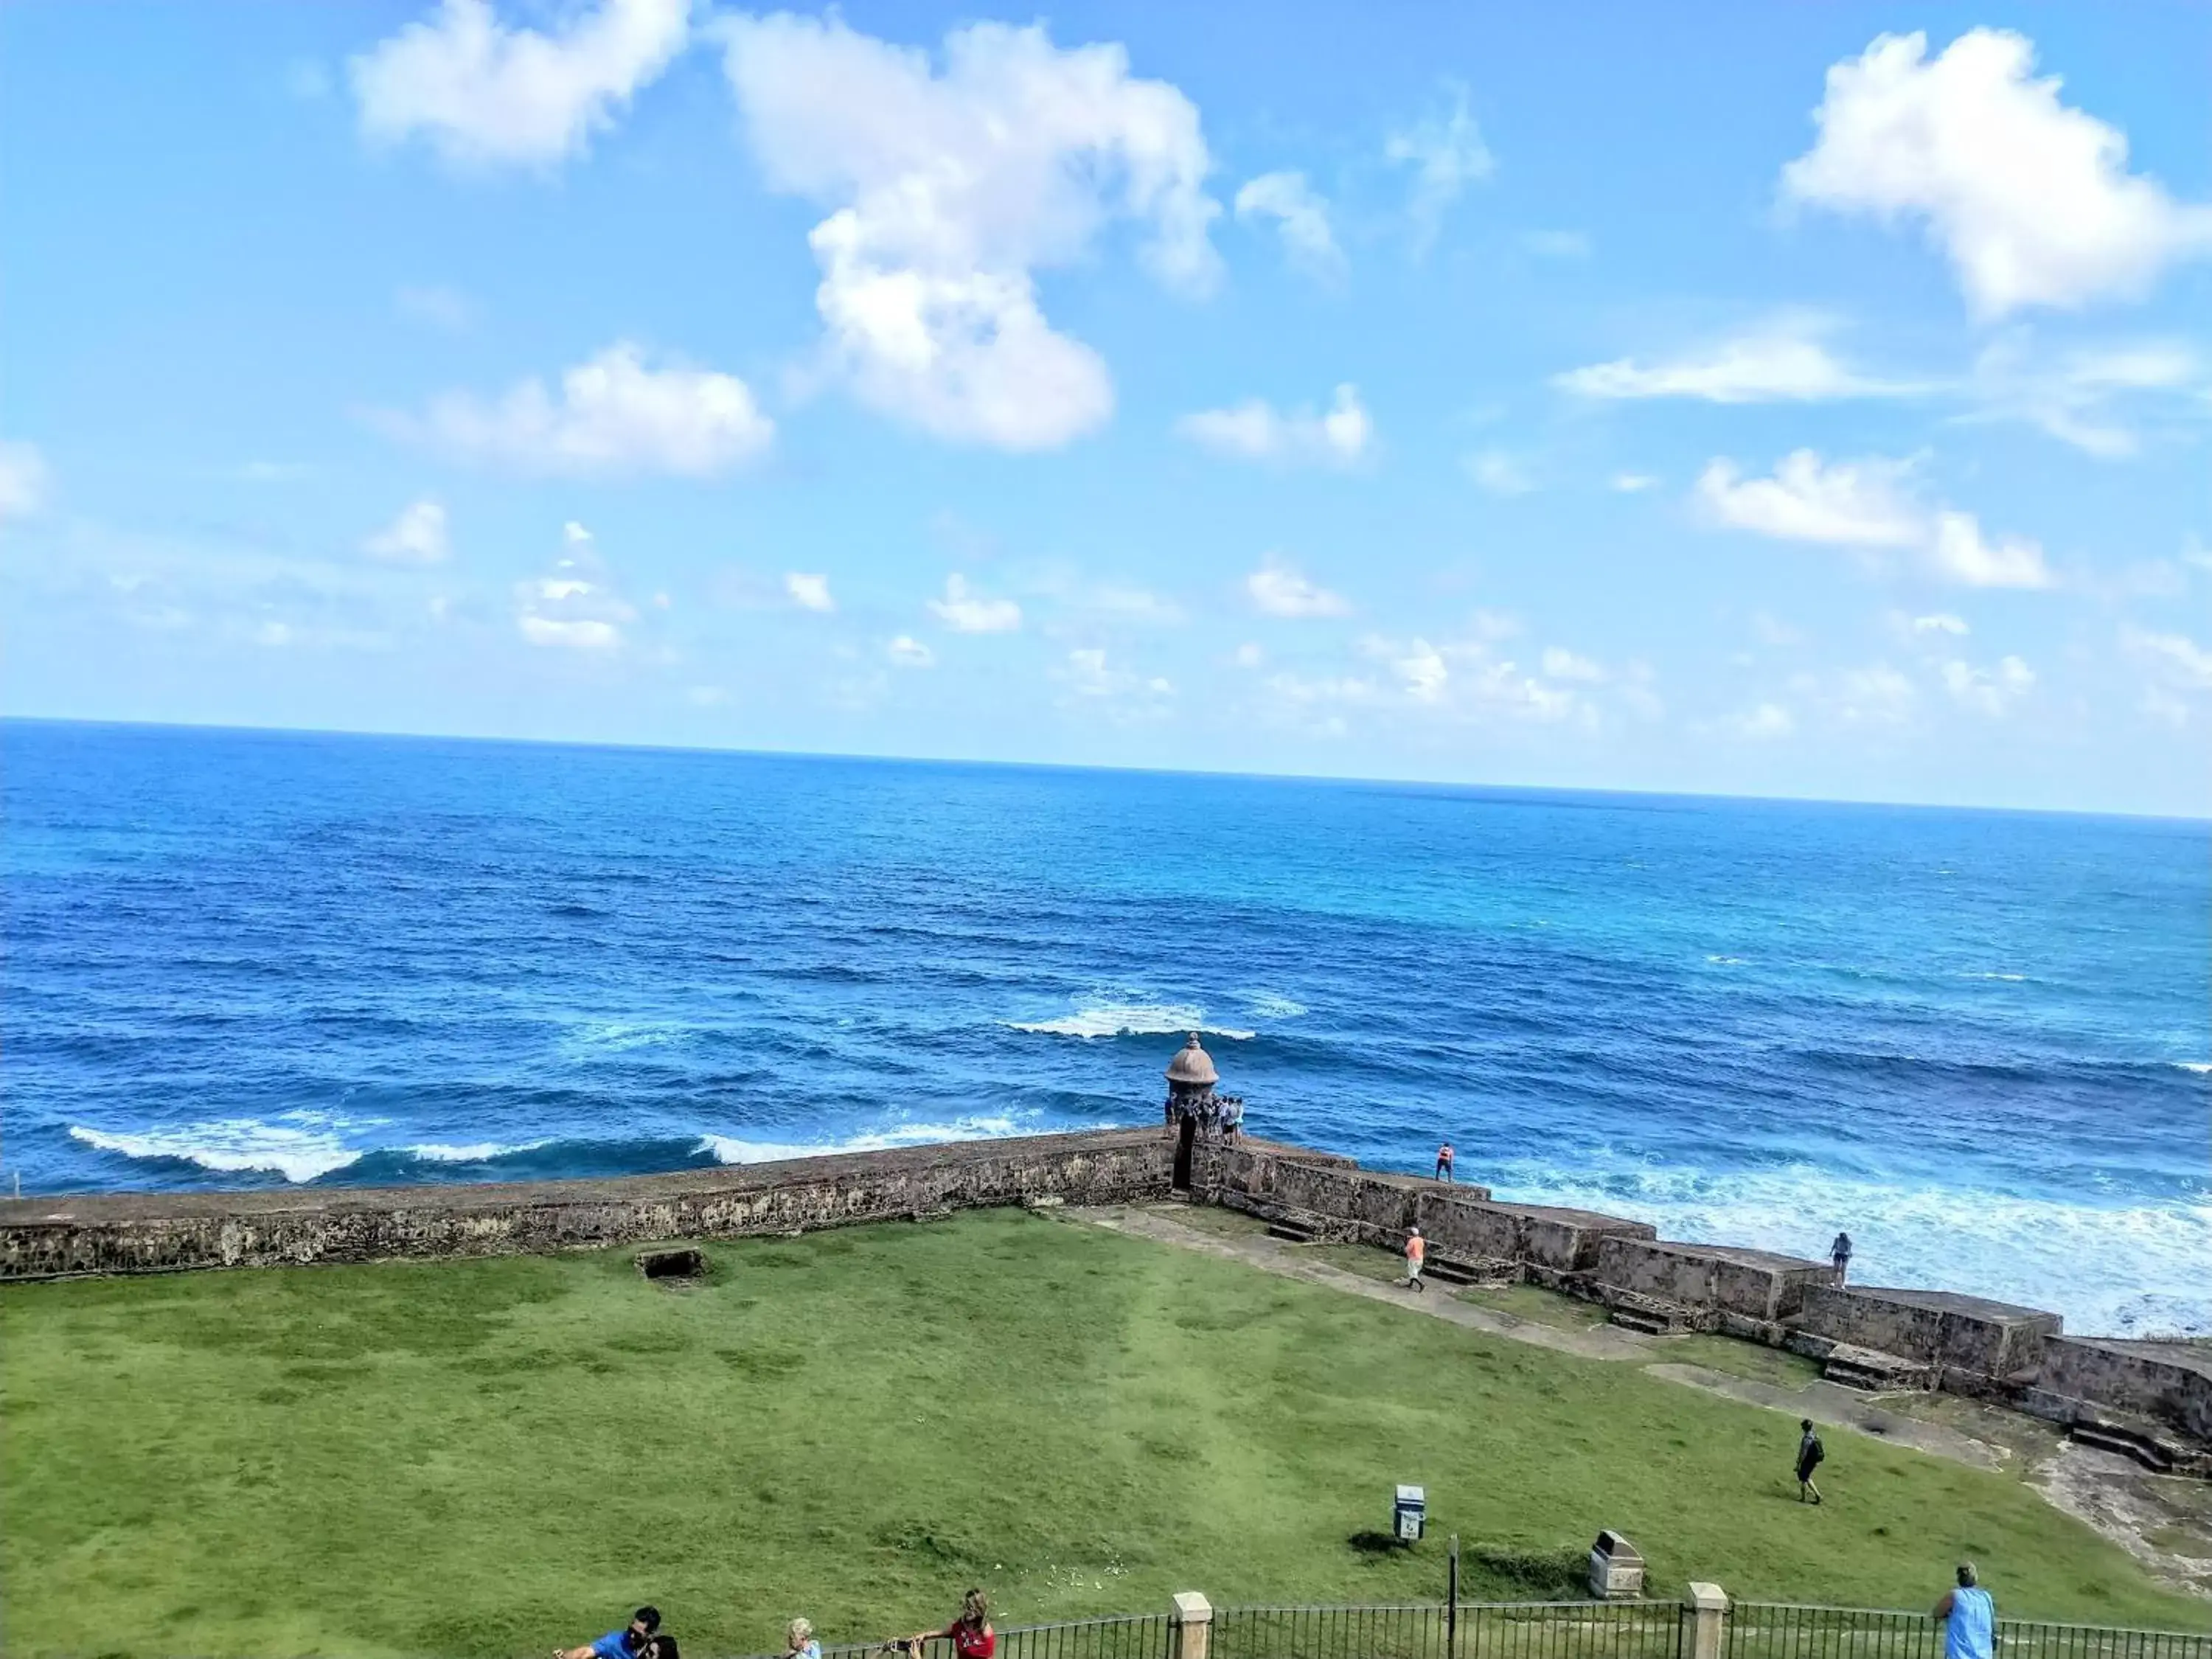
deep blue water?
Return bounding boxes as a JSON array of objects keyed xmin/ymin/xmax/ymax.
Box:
[{"xmin": 4, "ymin": 720, "xmax": 2207, "ymax": 1334}]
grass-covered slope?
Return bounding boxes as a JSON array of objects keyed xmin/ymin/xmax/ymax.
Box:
[{"xmin": 2, "ymin": 1208, "xmax": 2202, "ymax": 1658}]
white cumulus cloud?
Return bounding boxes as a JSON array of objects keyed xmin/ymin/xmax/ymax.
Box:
[
  {"xmin": 396, "ymin": 341, "xmax": 773, "ymax": 476},
  {"xmin": 1176, "ymin": 385, "xmax": 1371, "ymax": 467},
  {"xmin": 1781, "ymin": 29, "xmax": 2212, "ymax": 317},
  {"xmin": 1927, "ymin": 511, "xmax": 2052, "ymax": 590},
  {"xmin": 886, "ymin": 633, "xmax": 935, "ymax": 668},
  {"xmin": 719, "ymin": 14, "xmax": 1219, "ymax": 451},
  {"xmin": 1556, "ymin": 315, "xmax": 1914, "ymax": 403},
  {"xmin": 1697, "ymin": 451, "xmax": 1924, "ymax": 547},
  {"xmin": 784, "ymin": 571, "xmax": 834, "ymax": 612},
  {"xmin": 1697, "ymin": 451, "xmax": 2052, "ymax": 590},
  {"xmin": 928, "ymin": 573, "xmax": 1020, "ymax": 633},
  {"xmin": 0, "ymin": 440, "xmax": 51, "ymax": 524},
  {"xmin": 1246, "ymin": 559, "xmax": 1349, "ymax": 619},
  {"xmin": 351, "ymin": 0, "xmax": 691, "ymax": 168},
  {"xmin": 1235, "ymin": 170, "xmax": 1343, "ymax": 280},
  {"xmin": 363, "ymin": 498, "xmax": 450, "ymax": 564}
]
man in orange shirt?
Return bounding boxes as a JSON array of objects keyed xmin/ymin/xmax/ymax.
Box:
[{"xmin": 1403, "ymin": 1225, "xmax": 1426, "ymax": 1292}]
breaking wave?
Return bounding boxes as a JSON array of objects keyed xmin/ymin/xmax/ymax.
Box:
[
  {"xmin": 69, "ymin": 1116, "xmax": 368, "ymax": 1185},
  {"xmin": 1008, "ymin": 1000, "xmax": 1256, "ymax": 1040}
]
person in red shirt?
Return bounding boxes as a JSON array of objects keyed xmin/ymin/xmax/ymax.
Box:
[
  {"xmin": 915, "ymin": 1590, "xmax": 995, "ymax": 1659},
  {"xmin": 1435, "ymin": 1143, "xmax": 1455, "ymax": 1182}
]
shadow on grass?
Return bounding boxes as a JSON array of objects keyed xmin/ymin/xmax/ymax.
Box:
[{"xmin": 1347, "ymin": 1530, "xmax": 1411, "ymax": 1555}]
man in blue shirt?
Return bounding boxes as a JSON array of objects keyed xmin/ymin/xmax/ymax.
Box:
[
  {"xmin": 1934, "ymin": 1565, "xmax": 1995, "ymax": 1659},
  {"xmin": 558, "ymin": 1605, "xmax": 661, "ymax": 1659}
]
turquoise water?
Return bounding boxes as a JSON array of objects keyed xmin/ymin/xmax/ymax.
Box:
[{"xmin": 4, "ymin": 719, "xmax": 2207, "ymax": 1334}]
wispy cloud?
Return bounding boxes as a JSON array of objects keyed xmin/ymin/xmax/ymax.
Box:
[
  {"xmin": 1246, "ymin": 558, "xmax": 1350, "ymax": 619},
  {"xmin": 1178, "ymin": 385, "xmax": 1371, "ymax": 467},
  {"xmin": 1236, "ymin": 171, "xmax": 1343, "ymax": 282},
  {"xmin": 1697, "ymin": 450, "xmax": 2053, "ymax": 588},
  {"xmin": 928, "ymin": 574, "xmax": 1020, "ymax": 633}
]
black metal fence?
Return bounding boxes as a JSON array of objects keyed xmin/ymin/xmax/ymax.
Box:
[
  {"xmin": 1209, "ymin": 1599, "xmax": 1686, "ymax": 1659},
  {"xmin": 795, "ymin": 1616, "xmax": 1178, "ymax": 1659},
  {"xmin": 744, "ymin": 1601, "xmax": 2211, "ymax": 1659},
  {"xmin": 1727, "ymin": 1604, "xmax": 2212, "ymax": 1659}
]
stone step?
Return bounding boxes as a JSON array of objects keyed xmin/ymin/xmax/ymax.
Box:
[
  {"xmin": 2069, "ymin": 1419, "xmax": 2177, "ymax": 1473},
  {"xmin": 1822, "ymin": 1342, "xmax": 1933, "ymax": 1393},
  {"xmin": 1267, "ymin": 1222, "xmax": 1315, "ymax": 1244}
]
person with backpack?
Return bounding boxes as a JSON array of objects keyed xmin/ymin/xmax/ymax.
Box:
[
  {"xmin": 1795, "ymin": 1418, "xmax": 1826, "ymax": 1503},
  {"xmin": 1934, "ymin": 1563, "xmax": 1996, "ymax": 1659}
]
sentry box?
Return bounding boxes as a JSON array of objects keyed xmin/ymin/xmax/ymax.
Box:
[{"xmin": 1394, "ymin": 1484, "xmax": 1427, "ymax": 1543}]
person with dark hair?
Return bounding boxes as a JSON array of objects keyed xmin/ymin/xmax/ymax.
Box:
[
  {"xmin": 1795, "ymin": 1419, "xmax": 1826, "ymax": 1503},
  {"xmin": 557, "ymin": 1607, "xmax": 661, "ymax": 1659},
  {"xmin": 1831, "ymin": 1232, "xmax": 1854, "ymax": 1286},
  {"xmin": 643, "ymin": 1638, "xmax": 681, "ymax": 1659},
  {"xmin": 1435, "ymin": 1143, "xmax": 1454, "ymax": 1182},
  {"xmin": 1934, "ymin": 1563, "xmax": 1995, "ymax": 1659},
  {"xmin": 914, "ymin": 1589, "xmax": 995, "ymax": 1659}
]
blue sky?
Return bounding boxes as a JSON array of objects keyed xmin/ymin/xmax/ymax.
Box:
[{"xmin": 3, "ymin": 2, "xmax": 2208, "ymax": 814}]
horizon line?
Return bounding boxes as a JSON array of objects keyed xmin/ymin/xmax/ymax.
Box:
[{"xmin": 4, "ymin": 712, "xmax": 2205, "ymax": 827}]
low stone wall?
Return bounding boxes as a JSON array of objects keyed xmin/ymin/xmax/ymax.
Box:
[
  {"xmin": 2029, "ymin": 1337, "xmax": 2212, "ymax": 1445},
  {"xmin": 1593, "ymin": 1236, "xmax": 1830, "ymax": 1324},
  {"xmin": 6, "ymin": 1124, "xmax": 2201, "ymax": 1469},
  {"xmin": 0, "ymin": 1129, "xmax": 1183, "ymax": 1279},
  {"xmin": 1795, "ymin": 1286, "xmax": 2059, "ymax": 1382},
  {"xmin": 1198, "ymin": 1144, "xmax": 1487, "ymax": 1243}
]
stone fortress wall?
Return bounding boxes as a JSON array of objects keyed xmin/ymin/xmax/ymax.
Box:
[{"xmin": 1, "ymin": 1125, "xmax": 2204, "ymax": 1474}]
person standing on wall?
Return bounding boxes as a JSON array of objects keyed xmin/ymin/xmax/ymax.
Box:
[
  {"xmin": 1402, "ymin": 1225, "xmax": 1427, "ymax": 1292},
  {"xmin": 1435, "ymin": 1142, "xmax": 1455, "ymax": 1182},
  {"xmin": 1795, "ymin": 1418, "xmax": 1826, "ymax": 1504},
  {"xmin": 1934, "ymin": 1564, "xmax": 1996, "ymax": 1659},
  {"xmin": 1831, "ymin": 1231, "xmax": 1853, "ymax": 1285}
]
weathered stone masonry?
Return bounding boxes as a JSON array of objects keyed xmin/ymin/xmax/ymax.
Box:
[{"xmin": 2, "ymin": 1127, "xmax": 2204, "ymax": 1473}]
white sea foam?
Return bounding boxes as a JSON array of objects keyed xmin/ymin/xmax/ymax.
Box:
[
  {"xmin": 1484, "ymin": 1155, "xmax": 2212, "ymax": 1337},
  {"xmin": 1705, "ymin": 955, "xmax": 1746, "ymax": 966},
  {"xmin": 1244, "ymin": 992, "xmax": 1308, "ymax": 1020},
  {"xmin": 405, "ymin": 1141, "xmax": 549, "ymax": 1164},
  {"xmin": 559, "ymin": 1019, "xmax": 688, "ymax": 1054},
  {"xmin": 2175, "ymin": 1062, "xmax": 2211, "ymax": 1075},
  {"xmin": 1961, "ymin": 972, "xmax": 2028, "ymax": 982},
  {"xmin": 1007, "ymin": 1001, "xmax": 1256, "ymax": 1040},
  {"xmin": 69, "ymin": 1116, "xmax": 366, "ymax": 1184},
  {"xmin": 695, "ymin": 1114, "xmax": 1059, "ymax": 1166}
]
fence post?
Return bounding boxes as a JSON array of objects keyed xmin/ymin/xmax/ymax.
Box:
[
  {"xmin": 1447, "ymin": 1536, "xmax": 1460, "ymax": 1659},
  {"xmin": 1687, "ymin": 1584, "xmax": 1729, "ymax": 1659},
  {"xmin": 1172, "ymin": 1593, "xmax": 1213, "ymax": 1659}
]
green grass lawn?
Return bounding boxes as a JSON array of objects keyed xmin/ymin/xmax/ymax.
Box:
[{"xmin": 4, "ymin": 1208, "xmax": 2205, "ymax": 1659}]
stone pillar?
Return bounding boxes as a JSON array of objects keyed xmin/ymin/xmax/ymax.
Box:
[
  {"xmin": 1172, "ymin": 1593, "xmax": 1213, "ymax": 1659},
  {"xmin": 1686, "ymin": 1583, "xmax": 1729, "ymax": 1659}
]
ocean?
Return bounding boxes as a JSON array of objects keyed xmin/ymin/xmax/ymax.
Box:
[{"xmin": 4, "ymin": 720, "xmax": 2206, "ymax": 1335}]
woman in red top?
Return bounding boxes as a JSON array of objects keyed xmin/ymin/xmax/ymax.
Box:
[{"xmin": 916, "ymin": 1590, "xmax": 995, "ymax": 1659}]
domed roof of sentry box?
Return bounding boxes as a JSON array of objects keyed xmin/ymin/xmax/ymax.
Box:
[{"xmin": 1165, "ymin": 1032, "xmax": 1218, "ymax": 1086}]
